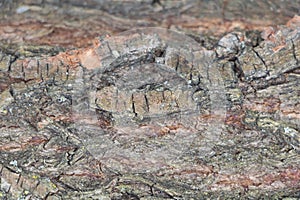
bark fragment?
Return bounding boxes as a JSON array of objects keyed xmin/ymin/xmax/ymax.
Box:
[{"xmin": 0, "ymin": 1, "xmax": 300, "ymax": 199}]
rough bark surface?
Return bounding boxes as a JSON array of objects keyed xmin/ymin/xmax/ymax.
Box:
[{"xmin": 0, "ymin": 1, "xmax": 300, "ymax": 199}]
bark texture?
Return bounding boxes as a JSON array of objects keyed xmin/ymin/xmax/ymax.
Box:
[{"xmin": 0, "ymin": 1, "xmax": 300, "ymax": 199}]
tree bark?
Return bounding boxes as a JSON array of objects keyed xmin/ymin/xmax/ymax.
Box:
[{"xmin": 0, "ymin": 1, "xmax": 299, "ymax": 199}]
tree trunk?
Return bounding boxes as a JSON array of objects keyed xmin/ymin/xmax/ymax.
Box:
[{"xmin": 0, "ymin": 1, "xmax": 299, "ymax": 199}]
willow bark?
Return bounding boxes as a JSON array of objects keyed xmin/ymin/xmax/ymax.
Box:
[{"xmin": 0, "ymin": 1, "xmax": 299, "ymax": 199}]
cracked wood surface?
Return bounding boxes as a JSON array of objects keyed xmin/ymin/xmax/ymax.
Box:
[{"xmin": 0, "ymin": 0, "xmax": 300, "ymax": 199}]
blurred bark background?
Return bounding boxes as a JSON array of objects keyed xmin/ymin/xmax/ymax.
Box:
[{"xmin": 0, "ymin": 0, "xmax": 299, "ymax": 199}]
